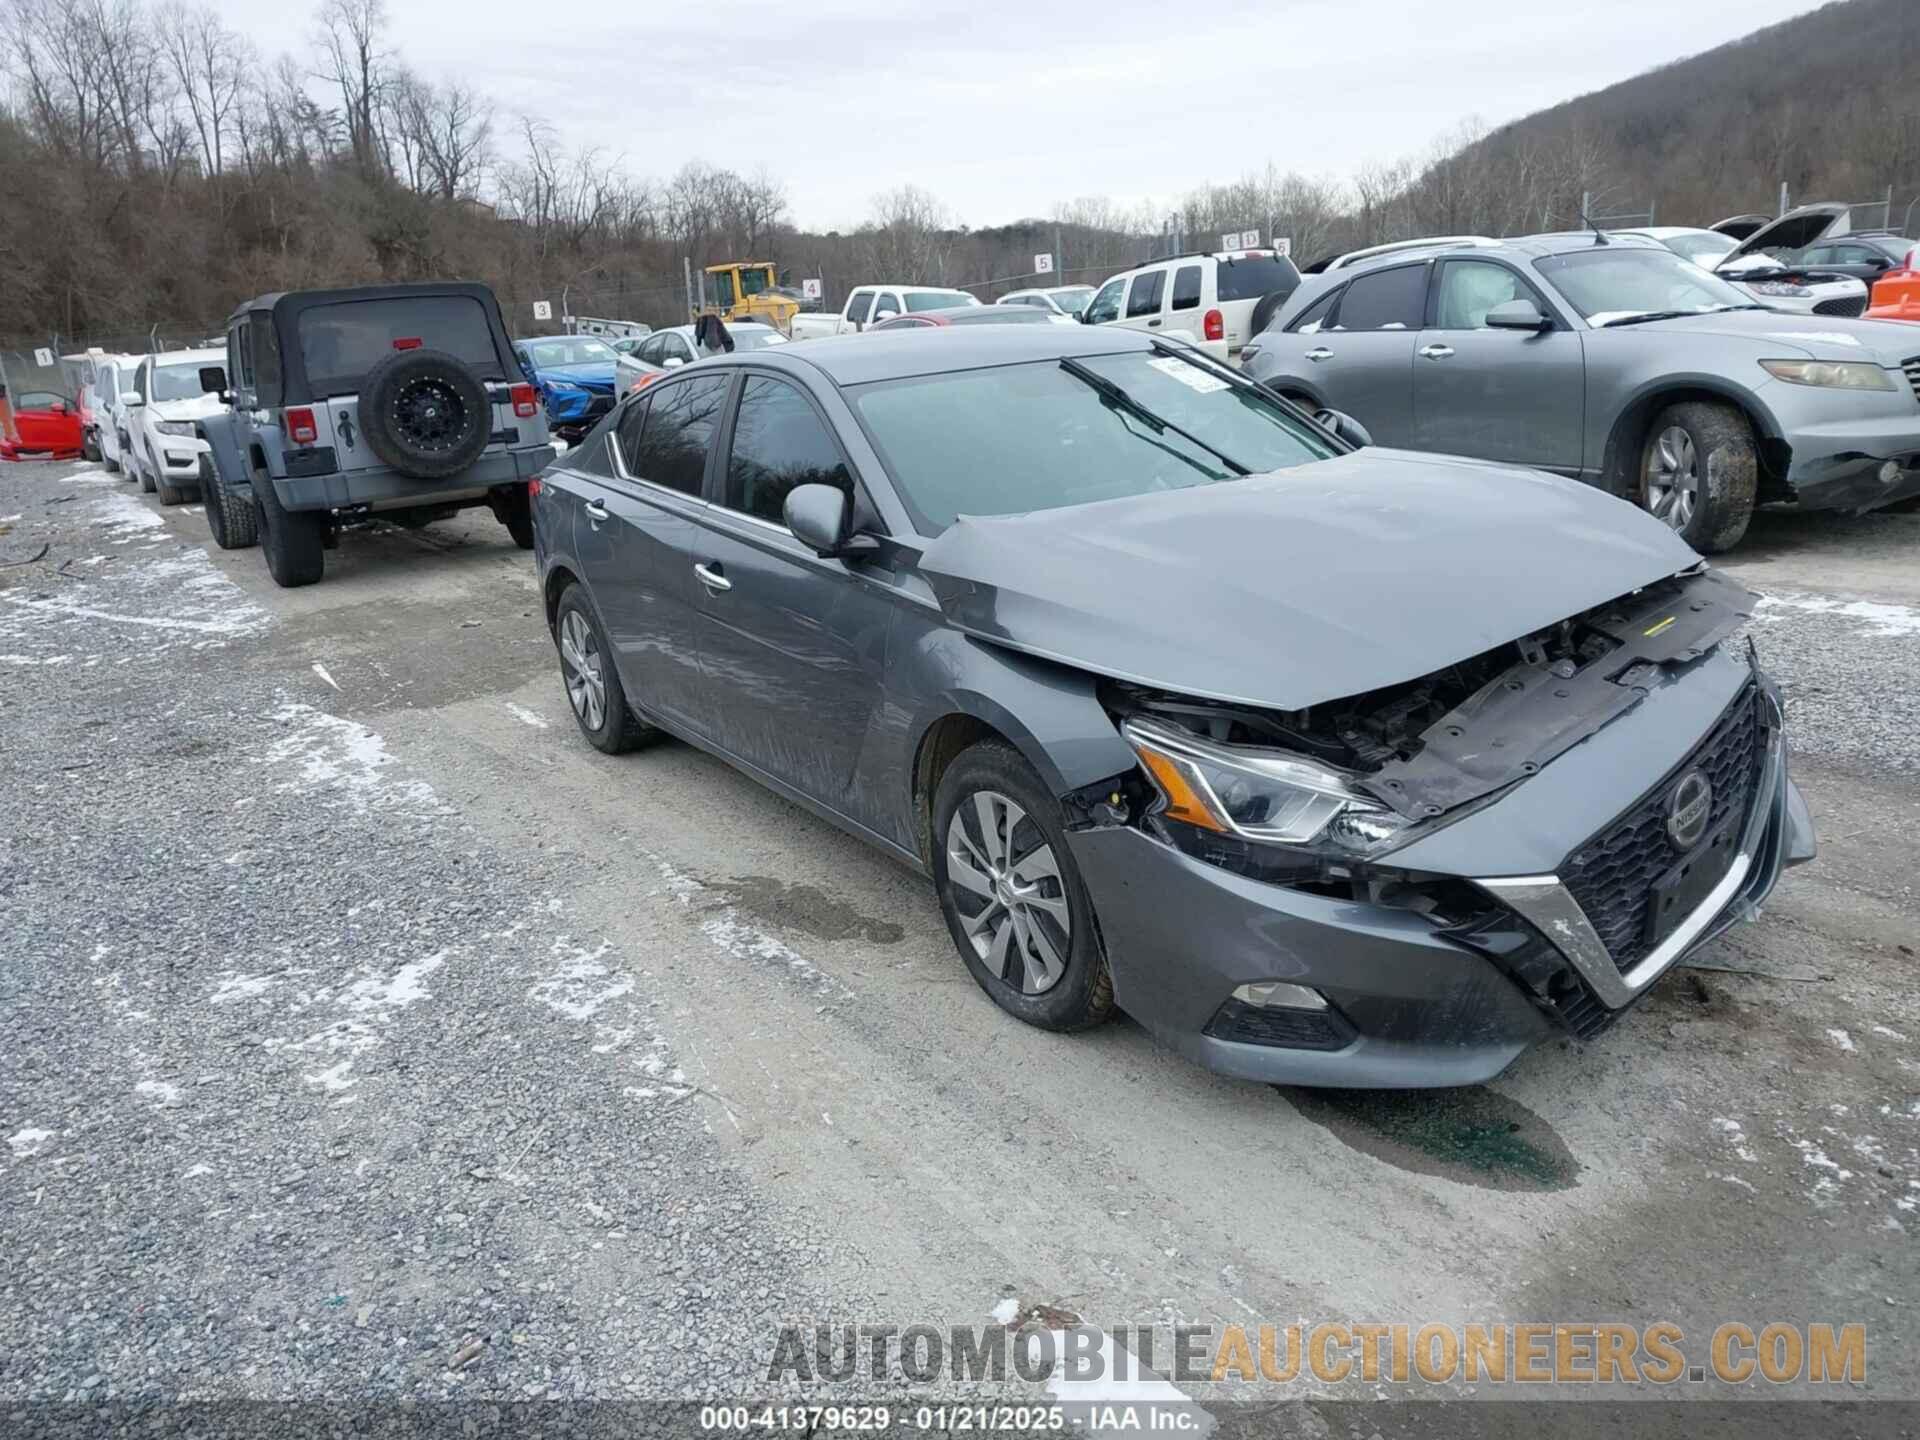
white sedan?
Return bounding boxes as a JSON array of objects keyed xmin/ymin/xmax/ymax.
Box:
[{"xmin": 612, "ymin": 322, "xmax": 788, "ymax": 394}]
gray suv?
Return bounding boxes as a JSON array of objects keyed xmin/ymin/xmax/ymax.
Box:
[
  {"xmin": 197, "ymin": 283, "xmax": 553, "ymax": 587},
  {"xmin": 1241, "ymin": 233, "xmax": 1920, "ymax": 552}
]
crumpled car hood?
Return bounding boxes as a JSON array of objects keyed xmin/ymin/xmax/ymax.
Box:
[{"xmin": 916, "ymin": 449, "xmax": 1701, "ymax": 711}]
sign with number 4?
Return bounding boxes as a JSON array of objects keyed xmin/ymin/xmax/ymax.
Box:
[{"xmin": 802, "ymin": 278, "xmax": 824, "ymax": 300}]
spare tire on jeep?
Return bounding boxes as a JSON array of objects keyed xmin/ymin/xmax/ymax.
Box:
[{"xmin": 358, "ymin": 348, "xmax": 492, "ymax": 479}]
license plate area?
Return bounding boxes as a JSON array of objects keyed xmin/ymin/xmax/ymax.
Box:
[{"xmin": 1643, "ymin": 817, "xmax": 1740, "ymax": 949}]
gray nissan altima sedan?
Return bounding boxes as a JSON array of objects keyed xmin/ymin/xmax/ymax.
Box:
[{"xmin": 530, "ymin": 325, "xmax": 1816, "ymax": 1089}]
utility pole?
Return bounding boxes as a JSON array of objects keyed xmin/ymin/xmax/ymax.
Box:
[{"xmin": 683, "ymin": 256, "xmax": 696, "ymax": 323}]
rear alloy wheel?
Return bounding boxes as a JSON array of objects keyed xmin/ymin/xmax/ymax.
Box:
[
  {"xmin": 933, "ymin": 740, "xmax": 1113, "ymax": 1032},
  {"xmin": 1640, "ymin": 401, "xmax": 1757, "ymax": 554},
  {"xmin": 554, "ymin": 584, "xmax": 657, "ymax": 755}
]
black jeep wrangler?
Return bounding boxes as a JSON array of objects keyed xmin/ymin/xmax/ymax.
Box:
[{"xmin": 197, "ymin": 282, "xmax": 553, "ymax": 587}]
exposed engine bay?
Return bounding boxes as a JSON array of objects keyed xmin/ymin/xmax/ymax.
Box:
[{"xmin": 1106, "ymin": 566, "xmax": 1755, "ymax": 821}]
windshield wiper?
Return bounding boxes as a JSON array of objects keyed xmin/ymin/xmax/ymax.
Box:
[
  {"xmin": 1058, "ymin": 357, "xmax": 1249, "ymax": 476},
  {"xmin": 1598, "ymin": 309, "xmax": 1703, "ymax": 328}
]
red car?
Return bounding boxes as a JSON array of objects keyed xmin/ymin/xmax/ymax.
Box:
[{"xmin": 0, "ymin": 386, "xmax": 85, "ymax": 461}]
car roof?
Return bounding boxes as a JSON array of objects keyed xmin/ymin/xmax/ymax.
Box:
[
  {"xmin": 520, "ymin": 333, "xmax": 615, "ymax": 343},
  {"xmin": 1615, "ymin": 226, "xmax": 1726, "ymax": 241},
  {"xmin": 1318, "ymin": 232, "xmax": 1663, "ymax": 284},
  {"xmin": 719, "ymin": 322, "xmax": 1156, "ymax": 386},
  {"xmin": 149, "ymin": 347, "xmax": 224, "ymax": 365}
]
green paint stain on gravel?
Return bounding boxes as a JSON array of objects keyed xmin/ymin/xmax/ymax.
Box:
[{"xmin": 1281, "ymin": 1086, "xmax": 1579, "ymax": 1192}]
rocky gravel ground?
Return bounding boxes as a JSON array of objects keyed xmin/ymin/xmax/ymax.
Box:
[{"xmin": 0, "ymin": 466, "xmax": 864, "ymax": 1408}]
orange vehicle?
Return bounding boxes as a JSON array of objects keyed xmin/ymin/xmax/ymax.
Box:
[{"xmin": 1866, "ymin": 242, "xmax": 1920, "ymax": 322}]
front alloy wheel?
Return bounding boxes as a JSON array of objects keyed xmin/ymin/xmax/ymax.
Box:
[
  {"xmin": 944, "ymin": 791, "xmax": 1071, "ymax": 996},
  {"xmin": 1645, "ymin": 424, "xmax": 1699, "ymax": 532}
]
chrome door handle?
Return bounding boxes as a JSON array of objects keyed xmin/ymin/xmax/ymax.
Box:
[
  {"xmin": 1305, "ymin": 347, "xmax": 1332, "ymax": 362},
  {"xmin": 1419, "ymin": 344, "xmax": 1455, "ymax": 360},
  {"xmin": 694, "ymin": 562, "xmax": 731, "ymax": 593},
  {"xmin": 584, "ymin": 499, "xmax": 609, "ymax": 523}
]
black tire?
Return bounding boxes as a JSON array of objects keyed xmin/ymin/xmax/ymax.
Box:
[
  {"xmin": 499, "ymin": 484, "xmax": 535, "ymax": 550},
  {"xmin": 358, "ymin": 348, "xmax": 492, "ymax": 479},
  {"xmin": 1639, "ymin": 401, "xmax": 1757, "ymax": 554},
  {"xmin": 83, "ymin": 433, "xmax": 101, "ymax": 463},
  {"xmin": 138, "ymin": 454, "xmax": 156, "ymax": 494},
  {"xmin": 102, "ymin": 448, "xmax": 120, "ymax": 475},
  {"xmin": 1248, "ymin": 288, "xmax": 1292, "ymax": 338},
  {"xmin": 254, "ymin": 472, "xmax": 325, "ymax": 587},
  {"xmin": 554, "ymin": 583, "xmax": 657, "ymax": 754},
  {"xmin": 932, "ymin": 739, "xmax": 1114, "ymax": 1033},
  {"xmin": 202, "ymin": 458, "xmax": 258, "ymax": 550}
]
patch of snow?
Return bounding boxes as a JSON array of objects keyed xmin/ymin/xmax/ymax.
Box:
[
  {"xmin": 9, "ymin": 1128, "xmax": 53, "ymax": 1157},
  {"xmin": 504, "ymin": 702, "xmax": 549, "ymax": 729},
  {"xmin": 341, "ymin": 951, "xmax": 445, "ymax": 1012},
  {"xmin": 528, "ymin": 938, "xmax": 630, "ymax": 1021},
  {"xmin": 1757, "ymin": 593, "xmax": 1920, "ymax": 640},
  {"xmin": 134, "ymin": 1080, "xmax": 181, "ymax": 1107},
  {"xmin": 259, "ymin": 704, "xmax": 442, "ymax": 814},
  {"xmin": 1711, "ymin": 1116, "xmax": 1760, "ymax": 1164},
  {"xmin": 1828, "ymin": 1028, "xmax": 1858, "ymax": 1053},
  {"xmin": 990, "ymin": 1297, "xmax": 1021, "ymax": 1325},
  {"xmin": 305, "ymin": 1060, "xmax": 356, "ymax": 1093},
  {"xmin": 210, "ymin": 974, "xmax": 276, "ymax": 1004},
  {"xmin": 311, "ymin": 662, "xmax": 341, "ymax": 691},
  {"xmin": 183, "ymin": 1163, "xmax": 213, "ymax": 1178}
]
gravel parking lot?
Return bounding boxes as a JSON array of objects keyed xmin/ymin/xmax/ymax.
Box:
[{"xmin": 2, "ymin": 461, "xmax": 1916, "ymax": 1412}]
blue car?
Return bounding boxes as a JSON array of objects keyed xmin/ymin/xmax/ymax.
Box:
[{"xmin": 513, "ymin": 335, "xmax": 620, "ymax": 438}]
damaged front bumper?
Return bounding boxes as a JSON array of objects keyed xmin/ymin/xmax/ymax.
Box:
[
  {"xmin": 1067, "ymin": 651, "xmax": 1815, "ymax": 1089},
  {"xmin": 1774, "ymin": 382, "xmax": 1920, "ymax": 512}
]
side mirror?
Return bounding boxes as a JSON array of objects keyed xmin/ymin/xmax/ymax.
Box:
[
  {"xmin": 199, "ymin": 365, "xmax": 228, "ymax": 396},
  {"xmin": 784, "ymin": 483, "xmax": 879, "ymax": 559},
  {"xmin": 121, "ymin": 390, "xmax": 145, "ymax": 409},
  {"xmin": 1313, "ymin": 408, "xmax": 1373, "ymax": 449},
  {"xmin": 1484, "ymin": 300, "xmax": 1552, "ymax": 332},
  {"xmin": 663, "ymin": 357, "xmax": 685, "ymax": 369}
]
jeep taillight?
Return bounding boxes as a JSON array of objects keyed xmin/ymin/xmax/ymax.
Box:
[
  {"xmin": 284, "ymin": 407, "xmax": 318, "ymax": 446},
  {"xmin": 527, "ymin": 477, "xmax": 542, "ymax": 497},
  {"xmin": 1203, "ymin": 308, "xmax": 1224, "ymax": 342},
  {"xmin": 510, "ymin": 383, "xmax": 538, "ymax": 418}
]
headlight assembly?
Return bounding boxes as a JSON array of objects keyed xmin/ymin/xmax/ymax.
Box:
[
  {"xmin": 1121, "ymin": 718, "xmax": 1409, "ymax": 856},
  {"xmin": 1746, "ymin": 281, "xmax": 1814, "ymax": 298},
  {"xmin": 1759, "ymin": 359, "xmax": 1895, "ymax": 391},
  {"xmin": 545, "ymin": 380, "xmax": 584, "ymax": 393},
  {"xmin": 154, "ymin": 420, "xmax": 198, "ymax": 437}
]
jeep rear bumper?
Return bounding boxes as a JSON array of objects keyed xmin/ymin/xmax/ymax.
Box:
[{"xmin": 270, "ymin": 445, "xmax": 551, "ymax": 512}]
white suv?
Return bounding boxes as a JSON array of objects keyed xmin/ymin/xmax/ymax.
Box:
[
  {"xmin": 1079, "ymin": 249, "xmax": 1302, "ymax": 361},
  {"xmin": 123, "ymin": 347, "xmax": 225, "ymax": 505}
]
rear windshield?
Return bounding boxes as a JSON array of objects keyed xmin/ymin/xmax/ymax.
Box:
[
  {"xmin": 297, "ymin": 296, "xmax": 500, "ymax": 395},
  {"xmin": 905, "ymin": 292, "xmax": 978, "ymax": 313},
  {"xmin": 1216, "ymin": 254, "xmax": 1303, "ymax": 302},
  {"xmin": 850, "ymin": 350, "xmax": 1337, "ymax": 535}
]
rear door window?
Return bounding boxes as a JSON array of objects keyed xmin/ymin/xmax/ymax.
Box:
[
  {"xmin": 1286, "ymin": 288, "xmax": 1340, "ymax": 334},
  {"xmin": 298, "ymin": 295, "xmax": 500, "ymax": 395},
  {"xmin": 624, "ymin": 373, "xmax": 730, "ymax": 495},
  {"xmin": 722, "ymin": 376, "xmax": 854, "ymax": 525},
  {"xmin": 1331, "ymin": 265, "xmax": 1427, "ymax": 331},
  {"xmin": 1126, "ymin": 269, "xmax": 1166, "ymax": 317},
  {"xmin": 1170, "ymin": 265, "xmax": 1202, "ymax": 312}
]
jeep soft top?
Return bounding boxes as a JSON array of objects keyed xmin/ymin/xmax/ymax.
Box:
[{"xmin": 200, "ymin": 280, "xmax": 552, "ymax": 588}]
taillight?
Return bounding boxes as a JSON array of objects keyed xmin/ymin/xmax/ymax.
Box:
[
  {"xmin": 510, "ymin": 383, "xmax": 538, "ymax": 418},
  {"xmin": 527, "ymin": 477, "xmax": 542, "ymax": 497},
  {"xmin": 1203, "ymin": 308, "xmax": 1224, "ymax": 342},
  {"xmin": 284, "ymin": 407, "xmax": 318, "ymax": 445},
  {"xmin": 393, "ymin": 337, "xmax": 423, "ymax": 350}
]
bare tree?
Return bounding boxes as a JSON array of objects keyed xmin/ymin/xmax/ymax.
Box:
[
  {"xmin": 157, "ymin": 0, "xmax": 245, "ymax": 176},
  {"xmin": 314, "ymin": 0, "xmax": 386, "ymax": 181}
]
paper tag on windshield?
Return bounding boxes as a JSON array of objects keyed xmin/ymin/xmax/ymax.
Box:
[{"xmin": 1147, "ymin": 356, "xmax": 1228, "ymax": 392}]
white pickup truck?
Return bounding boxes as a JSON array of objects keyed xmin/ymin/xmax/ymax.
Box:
[{"xmin": 787, "ymin": 284, "xmax": 980, "ymax": 339}]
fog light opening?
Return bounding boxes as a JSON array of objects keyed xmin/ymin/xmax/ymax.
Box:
[
  {"xmin": 1231, "ymin": 980, "xmax": 1328, "ymax": 1011},
  {"xmin": 1879, "ymin": 460, "xmax": 1902, "ymax": 485}
]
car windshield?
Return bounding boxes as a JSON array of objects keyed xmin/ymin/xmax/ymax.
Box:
[
  {"xmin": 1534, "ymin": 248, "xmax": 1756, "ymax": 326},
  {"xmin": 904, "ymin": 292, "xmax": 978, "ymax": 313},
  {"xmin": 151, "ymin": 363, "xmax": 207, "ymax": 403},
  {"xmin": 1048, "ymin": 287, "xmax": 1095, "ymax": 316},
  {"xmin": 850, "ymin": 349, "xmax": 1338, "ymax": 534},
  {"xmin": 527, "ymin": 337, "xmax": 616, "ymax": 367},
  {"xmin": 1660, "ymin": 232, "xmax": 1738, "ymax": 267}
]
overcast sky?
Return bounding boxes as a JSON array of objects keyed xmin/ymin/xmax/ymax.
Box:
[{"xmin": 207, "ymin": 0, "xmax": 1821, "ymax": 231}]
